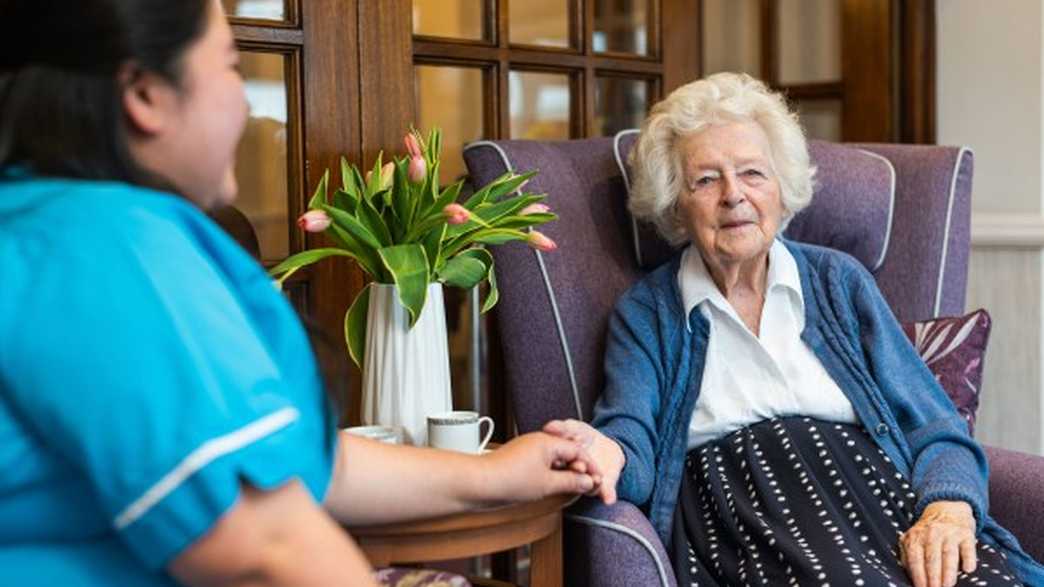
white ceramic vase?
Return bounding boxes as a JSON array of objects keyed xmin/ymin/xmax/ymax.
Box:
[{"xmin": 361, "ymin": 282, "xmax": 452, "ymax": 446}]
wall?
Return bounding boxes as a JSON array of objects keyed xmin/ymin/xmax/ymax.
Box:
[{"xmin": 938, "ymin": 0, "xmax": 1044, "ymax": 453}]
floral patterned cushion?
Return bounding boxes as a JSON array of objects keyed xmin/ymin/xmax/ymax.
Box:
[
  {"xmin": 374, "ymin": 567, "xmax": 472, "ymax": 587},
  {"xmin": 900, "ymin": 309, "xmax": 992, "ymax": 435}
]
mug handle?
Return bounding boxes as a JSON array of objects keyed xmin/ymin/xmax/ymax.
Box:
[{"xmin": 477, "ymin": 416, "xmax": 495, "ymax": 452}]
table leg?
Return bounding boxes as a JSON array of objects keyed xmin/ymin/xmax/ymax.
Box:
[{"xmin": 528, "ymin": 517, "xmax": 563, "ymax": 587}]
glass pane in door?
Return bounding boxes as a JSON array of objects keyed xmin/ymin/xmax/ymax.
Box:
[
  {"xmin": 778, "ymin": 0, "xmax": 841, "ymax": 84},
  {"xmin": 510, "ymin": 0, "xmax": 572, "ymax": 48},
  {"xmin": 593, "ymin": 0, "xmax": 650, "ymax": 55},
  {"xmin": 796, "ymin": 99, "xmax": 842, "ymax": 141},
  {"xmin": 509, "ymin": 71, "xmax": 572, "ymax": 139},
  {"xmin": 595, "ymin": 76, "xmax": 649, "ymax": 136},
  {"xmin": 415, "ymin": 65, "xmax": 486, "ymax": 185},
  {"xmin": 413, "ymin": 0, "xmax": 487, "ymax": 41},
  {"xmin": 222, "ymin": 0, "xmax": 286, "ymax": 21},
  {"xmin": 234, "ymin": 52, "xmax": 291, "ymax": 262},
  {"xmin": 702, "ymin": 0, "xmax": 760, "ymax": 76}
]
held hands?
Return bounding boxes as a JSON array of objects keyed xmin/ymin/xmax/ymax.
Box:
[
  {"xmin": 900, "ymin": 500, "xmax": 978, "ymax": 587},
  {"xmin": 543, "ymin": 419, "xmax": 625, "ymax": 505},
  {"xmin": 478, "ymin": 431, "xmax": 604, "ymax": 504}
]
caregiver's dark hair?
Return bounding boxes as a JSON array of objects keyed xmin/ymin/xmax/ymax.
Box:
[{"xmin": 0, "ymin": 0, "xmax": 210, "ymax": 185}]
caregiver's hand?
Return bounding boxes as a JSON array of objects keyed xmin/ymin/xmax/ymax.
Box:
[
  {"xmin": 478, "ymin": 431, "xmax": 603, "ymax": 504},
  {"xmin": 543, "ymin": 419, "xmax": 625, "ymax": 505},
  {"xmin": 900, "ymin": 500, "xmax": 977, "ymax": 587}
]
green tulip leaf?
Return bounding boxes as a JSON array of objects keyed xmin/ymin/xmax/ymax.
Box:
[
  {"xmin": 345, "ymin": 284, "xmax": 371, "ymax": 369},
  {"xmin": 487, "ymin": 212, "xmax": 557, "ymax": 230},
  {"xmin": 489, "ymin": 170, "xmax": 537, "ymax": 201},
  {"xmin": 423, "ymin": 223, "xmax": 447, "ymax": 274},
  {"xmin": 454, "ymin": 248, "xmax": 499, "ymax": 313},
  {"xmin": 446, "ymin": 194, "xmax": 546, "ymax": 239},
  {"xmin": 391, "ymin": 159, "xmax": 413, "ymax": 232},
  {"xmin": 268, "ymin": 247, "xmax": 357, "ymax": 284},
  {"xmin": 414, "ymin": 178, "xmax": 463, "ymax": 226},
  {"xmin": 320, "ymin": 205, "xmax": 382, "ymax": 250},
  {"xmin": 437, "ymin": 255, "xmax": 487, "ymax": 289},
  {"xmin": 340, "ymin": 157, "xmax": 361, "ymax": 199},
  {"xmin": 462, "ymin": 171, "xmax": 511, "ymax": 208},
  {"xmin": 357, "ymin": 194, "xmax": 394, "ymax": 247},
  {"xmin": 464, "ymin": 170, "xmax": 536, "ymax": 208},
  {"xmin": 325, "ymin": 223, "xmax": 384, "ymax": 279},
  {"xmin": 378, "ymin": 244, "xmax": 430, "ymax": 327},
  {"xmin": 482, "ymin": 262, "xmax": 499, "ymax": 313},
  {"xmin": 365, "ymin": 152, "xmax": 384, "ymax": 196},
  {"xmin": 308, "ymin": 170, "xmax": 329, "ymax": 209},
  {"xmin": 332, "ymin": 189, "xmax": 358, "ymax": 214}
]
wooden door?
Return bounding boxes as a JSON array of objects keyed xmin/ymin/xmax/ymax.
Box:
[
  {"xmin": 223, "ymin": 0, "xmax": 382, "ymax": 421},
  {"xmin": 701, "ymin": 0, "xmax": 935, "ymax": 143}
]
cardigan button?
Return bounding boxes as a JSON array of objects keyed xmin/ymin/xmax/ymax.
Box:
[{"xmin": 875, "ymin": 422, "xmax": 889, "ymax": 436}]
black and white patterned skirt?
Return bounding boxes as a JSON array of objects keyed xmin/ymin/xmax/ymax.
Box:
[{"xmin": 670, "ymin": 416, "xmax": 1021, "ymax": 587}]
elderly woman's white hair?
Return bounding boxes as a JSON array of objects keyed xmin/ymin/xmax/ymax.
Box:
[{"xmin": 629, "ymin": 72, "xmax": 815, "ymax": 246}]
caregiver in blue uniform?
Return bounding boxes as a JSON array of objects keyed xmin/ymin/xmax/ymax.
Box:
[{"xmin": 0, "ymin": 1, "xmax": 601, "ymax": 586}]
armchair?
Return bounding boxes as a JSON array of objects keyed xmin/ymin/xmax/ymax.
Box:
[{"xmin": 463, "ymin": 132, "xmax": 1044, "ymax": 586}]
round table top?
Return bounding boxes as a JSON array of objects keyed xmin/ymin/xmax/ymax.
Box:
[{"xmin": 348, "ymin": 493, "xmax": 578, "ymax": 538}]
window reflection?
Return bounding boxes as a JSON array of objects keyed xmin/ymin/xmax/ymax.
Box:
[
  {"xmin": 413, "ymin": 0, "xmax": 487, "ymax": 40},
  {"xmin": 595, "ymin": 77, "xmax": 649, "ymax": 136},
  {"xmin": 510, "ymin": 71, "xmax": 571, "ymax": 139},
  {"xmin": 510, "ymin": 0, "xmax": 571, "ymax": 48},
  {"xmin": 222, "ymin": 0, "xmax": 286, "ymax": 21},
  {"xmin": 702, "ymin": 0, "xmax": 761, "ymax": 77},
  {"xmin": 796, "ymin": 99, "xmax": 842, "ymax": 141},
  {"xmin": 415, "ymin": 65, "xmax": 486, "ymax": 185},
  {"xmin": 593, "ymin": 0, "xmax": 649, "ymax": 55},
  {"xmin": 778, "ymin": 0, "xmax": 841, "ymax": 84},
  {"xmin": 233, "ymin": 52, "xmax": 290, "ymax": 262}
]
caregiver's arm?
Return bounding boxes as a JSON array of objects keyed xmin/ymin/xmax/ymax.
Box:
[
  {"xmin": 170, "ymin": 480, "xmax": 376, "ymax": 587},
  {"xmin": 323, "ymin": 431, "xmax": 600, "ymax": 526}
]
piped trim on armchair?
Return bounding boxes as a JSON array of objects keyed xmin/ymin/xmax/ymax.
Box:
[
  {"xmin": 613, "ymin": 129, "xmax": 644, "ymax": 268},
  {"xmin": 853, "ymin": 148, "xmax": 896, "ymax": 272},
  {"xmin": 936, "ymin": 147, "xmax": 971, "ymax": 317},
  {"xmin": 566, "ymin": 513, "xmax": 673, "ymax": 587},
  {"xmin": 462, "ymin": 140, "xmax": 585, "ymax": 421}
]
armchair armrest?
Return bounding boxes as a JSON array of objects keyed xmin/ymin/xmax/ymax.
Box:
[
  {"xmin": 985, "ymin": 444, "xmax": 1044, "ymax": 561},
  {"xmin": 563, "ymin": 498, "xmax": 677, "ymax": 587}
]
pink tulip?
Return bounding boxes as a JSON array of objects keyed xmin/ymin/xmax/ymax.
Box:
[
  {"xmin": 297, "ymin": 210, "xmax": 331, "ymax": 232},
  {"xmin": 367, "ymin": 161, "xmax": 395, "ymax": 191},
  {"xmin": 380, "ymin": 161, "xmax": 395, "ymax": 190},
  {"xmin": 404, "ymin": 132, "xmax": 423, "ymax": 159},
  {"xmin": 527, "ymin": 231, "xmax": 557, "ymax": 252},
  {"xmin": 408, "ymin": 156, "xmax": 427, "ymax": 183},
  {"xmin": 443, "ymin": 203, "xmax": 471, "ymax": 225},
  {"xmin": 520, "ymin": 203, "xmax": 550, "ymax": 215}
]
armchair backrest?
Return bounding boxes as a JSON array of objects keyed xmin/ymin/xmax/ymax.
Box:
[{"xmin": 462, "ymin": 133, "xmax": 974, "ymax": 432}]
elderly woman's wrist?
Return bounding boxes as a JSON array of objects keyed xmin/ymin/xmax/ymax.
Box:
[{"xmin": 920, "ymin": 500, "xmax": 976, "ymax": 530}]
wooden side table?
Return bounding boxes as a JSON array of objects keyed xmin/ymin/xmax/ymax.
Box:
[{"xmin": 348, "ymin": 494, "xmax": 577, "ymax": 587}]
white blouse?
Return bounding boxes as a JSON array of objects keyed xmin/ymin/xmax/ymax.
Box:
[{"xmin": 679, "ymin": 240, "xmax": 857, "ymax": 449}]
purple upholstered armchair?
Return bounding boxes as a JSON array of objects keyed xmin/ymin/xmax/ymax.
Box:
[{"xmin": 463, "ymin": 132, "xmax": 1044, "ymax": 586}]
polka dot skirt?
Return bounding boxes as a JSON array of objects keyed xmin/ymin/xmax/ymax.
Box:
[{"xmin": 670, "ymin": 417, "xmax": 1022, "ymax": 587}]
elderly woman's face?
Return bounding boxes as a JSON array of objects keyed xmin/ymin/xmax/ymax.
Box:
[{"xmin": 676, "ymin": 121, "xmax": 784, "ymax": 267}]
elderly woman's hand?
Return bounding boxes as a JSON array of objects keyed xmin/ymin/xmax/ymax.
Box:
[
  {"xmin": 543, "ymin": 419, "xmax": 625, "ymax": 505},
  {"xmin": 480, "ymin": 431, "xmax": 603, "ymax": 504},
  {"xmin": 900, "ymin": 500, "xmax": 977, "ymax": 587}
]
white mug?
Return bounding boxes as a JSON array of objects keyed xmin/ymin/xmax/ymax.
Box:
[
  {"xmin": 427, "ymin": 411, "xmax": 495, "ymax": 454},
  {"xmin": 343, "ymin": 425, "xmax": 400, "ymax": 444}
]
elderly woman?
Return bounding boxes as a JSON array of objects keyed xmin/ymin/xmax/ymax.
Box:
[{"xmin": 545, "ymin": 73, "xmax": 1044, "ymax": 587}]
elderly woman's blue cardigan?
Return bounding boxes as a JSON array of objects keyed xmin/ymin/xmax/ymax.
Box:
[{"xmin": 591, "ymin": 239, "xmax": 1044, "ymax": 583}]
